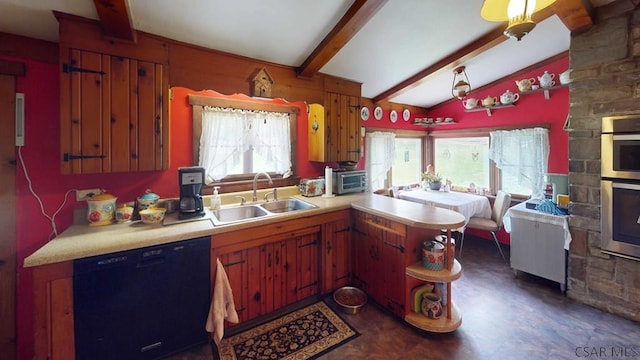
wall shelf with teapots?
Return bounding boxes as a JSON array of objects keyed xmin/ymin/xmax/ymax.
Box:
[
  {"xmin": 518, "ymin": 84, "xmax": 568, "ymax": 100},
  {"xmin": 463, "ymin": 103, "xmax": 515, "ymax": 116},
  {"xmin": 462, "ymin": 94, "xmax": 516, "ymax": 117}
]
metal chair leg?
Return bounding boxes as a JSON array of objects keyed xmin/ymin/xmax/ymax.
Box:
[
  {"xmin": 459, "ymin": 231, "xmax": 465, "ymax": 259},
  {"xmin": 491, "ymin": 231, "xmax": 508, "ymax": 264}
]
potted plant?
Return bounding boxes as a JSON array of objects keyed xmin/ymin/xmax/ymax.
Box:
[{"xmin": 422, "ymin": 167, "xmax": 443, "ymax": 191}]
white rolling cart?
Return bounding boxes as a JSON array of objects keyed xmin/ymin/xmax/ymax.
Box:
[{"xmin": 503, "ymin": 202, "xmax": 571, "ymax": 291}]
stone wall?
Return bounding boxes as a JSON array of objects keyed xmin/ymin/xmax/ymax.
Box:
[{"xmin": 567, "ymin": 1, "xmax": 640, "ymax": 321}]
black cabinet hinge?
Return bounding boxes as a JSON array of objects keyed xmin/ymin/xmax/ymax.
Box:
[
  {"xmin": 63, "ymin": 153, "xmax": 107, "ymax": 161},
  {"xmin": 62, "ymin": 63, "xmax": 106, "ymax": 75},
  {"xmin": 334, "ymin": 226, "xmax": 351, "ymax": 234}
]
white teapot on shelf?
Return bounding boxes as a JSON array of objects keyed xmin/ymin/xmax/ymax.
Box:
[
  {"xmin": 500, "ymin": 90, "xmax": 519, "ymax": 105},
  {"xmin": 538, "ymin": 71, "xmax": 556, "ymax": 88},
  {"xmin": 462, "ymin": 98, "xmax": 478, "ymax": 109}
]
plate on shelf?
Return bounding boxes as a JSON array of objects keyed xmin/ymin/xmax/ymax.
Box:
[
  {"xmin": 403, "ymin": 109, "xmax": 410, "ymax": 121},
  {"xmin": 360, "ymin": 107, "xmax": 370, "ymax": 121},
  {"xmin": 390, "ymin": 110, "xmax": 398, "ymax": 123},
  {"xmin": 374, "ymin": 106, "xmax": 383, "ymax": 120}
]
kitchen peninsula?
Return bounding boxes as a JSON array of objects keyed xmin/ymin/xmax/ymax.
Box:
[{"xmin": 25, "ymin": 189, "xmax": 465, "ymax": 359}]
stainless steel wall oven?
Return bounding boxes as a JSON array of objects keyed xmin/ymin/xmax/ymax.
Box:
[{"xmin": 601, "ymin": 115, "xmax": 640, "ymax": 260}]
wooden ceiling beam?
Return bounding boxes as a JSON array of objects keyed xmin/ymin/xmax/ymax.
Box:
[
  {"xmin": 373, "ymin": 6, "xmax": 558, "ymax": 104},
  {"xmin": 550, "ymin": 0, "xmax": 595, "ymax": 33},
  {"xmin": 297, "ymin": 0, "xmax": 388, "ymax": 79},
  {"xmin": 92, "ymin": 0, "xmax": 136, "ymax": 43}
]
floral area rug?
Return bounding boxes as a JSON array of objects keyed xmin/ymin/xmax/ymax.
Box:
[{"xmin": 216, "ymin": 301, "xmax": 359, "ymax": 360}]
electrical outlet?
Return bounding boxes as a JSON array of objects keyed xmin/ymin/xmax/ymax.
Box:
[{"xmin": 76, "ymin": 188, "xmax": 102, "ymax": 201}]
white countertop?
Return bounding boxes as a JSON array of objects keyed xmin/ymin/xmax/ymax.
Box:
[
  {"xmin": 23, "ymin": 189, "xmax": 465, "ymax": 268},
  {"xmin": 503, "ymin": 201, "xmax": 572, "ymax": 250}
]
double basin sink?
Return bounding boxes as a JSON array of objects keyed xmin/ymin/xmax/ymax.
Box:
[{"xmin": 210, "ymin": 198, "xmax": 318, "ymax": 226}]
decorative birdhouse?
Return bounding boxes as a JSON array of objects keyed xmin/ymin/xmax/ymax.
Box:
[{"xmin": 250, "ymin": 67, "xmax": 274, "ymax": 98}]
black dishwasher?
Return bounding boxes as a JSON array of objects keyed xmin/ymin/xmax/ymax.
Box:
[{"xmin": 73, "ymin": 236, "xmax": 210, "ymax": 360}]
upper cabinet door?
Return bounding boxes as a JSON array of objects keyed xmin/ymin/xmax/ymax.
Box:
[
  {"xmin": 60, "ymin": 48, "xmax": 169, "ymax": 174},
  {"xmin": 309, "ymin": 92, "xmax": 361, "ymax": 163}
]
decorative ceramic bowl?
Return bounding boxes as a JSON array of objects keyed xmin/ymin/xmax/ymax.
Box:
[
  {"xmin": 139, "ymin": 207, "xmax": 166, "ymax": 224},
  {"xmin": 333, "ymin": 286, "xmax": 367, "ymax": 315}
]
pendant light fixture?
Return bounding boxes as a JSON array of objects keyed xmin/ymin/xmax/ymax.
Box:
[
  {"xmin": 452, "ymin": 66, "xmax": 471, "ymax": 100},
  {"xmin": 481, "ymin": 0, "xmax": 556, "ymax": 41}
]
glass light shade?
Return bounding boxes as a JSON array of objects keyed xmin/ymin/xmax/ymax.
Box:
[
  {"xmin": 453, "ymin": 80, "xmax": 470, "ymax": 98},
  {"xmin": 452, "ymin": 66, "xmax": 471, "ymax": 99},
  {"xmin": 481, "ymin": 0, "xmax": 555, "ymax": 21}
]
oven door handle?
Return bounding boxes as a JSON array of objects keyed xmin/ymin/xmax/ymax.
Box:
[
  {"xmin": 612, "ymin": 182, "xmax": 640, "ymax": 191},
  {"xmin": 613, "ymin": 134, "xmax": 640, "ymax": 141}
]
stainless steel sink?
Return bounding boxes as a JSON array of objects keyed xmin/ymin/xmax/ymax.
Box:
[
  {"xmin": 210, "ymin": 198, "xmax": 318, "ymax": 226},
  {"xmin": 210, "ymin": 204, "xmax": 270, "ymax": 226},
  {"xmin": 259, "ymin": 198, "xmax": 318, "ymax": 213}
]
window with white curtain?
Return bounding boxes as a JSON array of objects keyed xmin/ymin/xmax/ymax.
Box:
[
  {"xmin": 430, "ymin": 126, "xmax": 549, "ymax": 198},
  {"xmin": 199, "ymin": 106, "xmax": 291, "ymax": 184},
  {"xmin": 489, "ymin": 127, "xmax": 549, "ymax": 199},
  {"xmin": 365, "ymin": 131, "xmax": 396, "ymax": 191}
]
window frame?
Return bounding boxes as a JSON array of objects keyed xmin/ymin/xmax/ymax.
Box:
[
  {"xmin": 365, "ymin": 127, "xmax": 428, "ymax": 188},
  {"xmin": 428, "ymin": 124, "xmax": 550, "ymax": 200},
  {"xmin": 189, "ymin": 95, "xmax": 300, "ymax": 193}
]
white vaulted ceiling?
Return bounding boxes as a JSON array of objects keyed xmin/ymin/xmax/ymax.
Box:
[{"xmin": 0, "ymin": 0, "xmax": 614, "ymax": 108}]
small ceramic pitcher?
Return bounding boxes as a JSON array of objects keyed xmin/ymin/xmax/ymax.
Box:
[{"xmin": 421, "ymin": 293, "xmax": 443, "ymax": 319}]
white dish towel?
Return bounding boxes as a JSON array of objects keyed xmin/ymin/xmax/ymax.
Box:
[{"xmin": 205, "ymin": 257, "xmax": 239, "ymax": 345}]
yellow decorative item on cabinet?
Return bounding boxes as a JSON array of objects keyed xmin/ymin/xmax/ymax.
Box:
[{"xmin": 308, "ymin": 103, "xmax": 325, "ymax": 162}]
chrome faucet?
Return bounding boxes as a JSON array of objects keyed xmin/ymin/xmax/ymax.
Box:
[
  {"xmin": 252, "ymin": 172, "xmax": 273, "ymax": 202},
  {"xmin": 264, "ymin": 188, "xmax": 278, "ymax": 202}
]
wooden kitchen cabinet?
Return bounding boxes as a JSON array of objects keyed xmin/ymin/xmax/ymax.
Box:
[
  {"xmin": 352, "ymin": 211, "xmax": 407, "ymax": 318},
  {"xmin": 213, "ymin": 224, "xmax": 320, "ymax": 323},
  {"xmin": 320, "ymin": 210, "xmax": 353, "ymax": 294},
  {"xmin": 308, "ymin": 92, "xmax": 361, "ymax": 162},
  {"xmin": 32, "ymin": 261, "xmax": 74, "ymax": 360},
  {"xmin": 59, "ymin": 47, "xmax": 169, "ymax": 174}
]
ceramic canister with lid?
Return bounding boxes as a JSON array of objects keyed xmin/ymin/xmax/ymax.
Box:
[
  {"xmin": 422, "ymin": 239, "xmax": 445, "ymax": 271},
  {"xmin": 87, "ymin": 192, "xmax": 117, "ymax": 226},
  {"xmin": 137, "ymin": 189, "xmax": 160, "ymax": 212}
]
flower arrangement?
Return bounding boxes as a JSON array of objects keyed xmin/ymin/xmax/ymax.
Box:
[
  {"xmin": 421, "ymin": 164, "xmax": 442, "ymax": 183},
  {"xmin": 422, "ymin": 171, "xmax": 442, "ymax": 183}
]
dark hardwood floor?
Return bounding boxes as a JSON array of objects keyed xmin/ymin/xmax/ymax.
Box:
[{"xmin": 167, "ymin": 236, "xmax": 640, "ymax": 360}]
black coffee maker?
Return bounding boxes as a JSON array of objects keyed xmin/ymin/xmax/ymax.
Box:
[{"xmin": 178, "ymin": 166, "xmax": 206, "ymax": 220}]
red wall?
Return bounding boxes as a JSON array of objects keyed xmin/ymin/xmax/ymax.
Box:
[
  {"xmin": 425, "ymin": 56, "xmax": 569, "ymax": 174},
  {"xmin": 8, "ymin": 63, "xmax": 326, "ymax": 358},
  {"xmin": 359, "ymin": 57, "xmax": 570, "ymax": 244},
  {"xmin": 7, "ymin": 53, "xmax": 568, "ymax": 357},
  {"xmin": 358, "ymin": 57, "xmax": 569, "ymax": 173}
]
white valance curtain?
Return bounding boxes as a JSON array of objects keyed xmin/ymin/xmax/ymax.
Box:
[
  {"xmin": 489, "ymin": 127, "xmax": 549, "ymax": 199},
  {"xmin": 365, "ymin": 131, "xmax": 396, "ymax": 192},
  {"xmin": 199, "ymin": 106, "xmax": 291, "ymax": 183}
]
